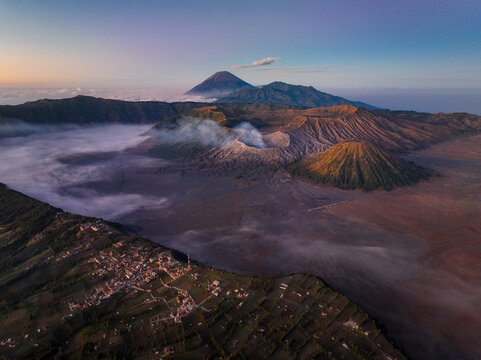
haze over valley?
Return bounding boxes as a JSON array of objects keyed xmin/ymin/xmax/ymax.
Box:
[
  {"xmin": 1, "ymin": 1, "xmax": 481, "ymax": 359},
  {"xmin": 1, "ymin": 92, "xmax": 480, "ymax": 358}
]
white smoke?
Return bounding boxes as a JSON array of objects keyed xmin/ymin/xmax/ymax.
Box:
[
  {"xmin": 151, "ymin": 116, "xmax": 266, "ymax": 149},
  {"xmin": 151, "ymin": 117, "xmax": 235, "ymax": 146},
  {"xmin": 234, "ymin": 122, "xmax": 266, "ymax": 148}
]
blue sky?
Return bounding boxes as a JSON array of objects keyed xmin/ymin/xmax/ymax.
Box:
[{"xmin": 1, "ymin": 0, "xmax": 480, "ymax": 112}]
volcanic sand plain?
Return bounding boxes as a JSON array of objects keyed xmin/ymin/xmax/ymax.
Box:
[{"xmin": 60, "ymin": 134, "xmax": 481, "ymax": 360}]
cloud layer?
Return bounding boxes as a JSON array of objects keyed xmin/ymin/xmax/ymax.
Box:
[
  {"xmin": 0, "ymin": 124, "xmax": 167, "ymax": 219},
  {"xmin": 0, "ymin": 88, "xmax": 218, "ymax": 106},
  {"xmin": 0, "ymin": 118, "xmax": 266, "ymax": 219}
]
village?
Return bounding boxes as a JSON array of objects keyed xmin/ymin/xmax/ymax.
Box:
[
  {"xmin": 61, "ymin": 221, "xmax": 229, "ymax": 325},
  {"xmin": 0, "ymin": 213, "xmax": 405, "ymax": 360}
]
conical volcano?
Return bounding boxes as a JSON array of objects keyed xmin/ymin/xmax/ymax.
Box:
[
  {"xmin": 289, "ymin": 141, "xmax": 431, "ymax": 191},
  {"xmin": 185, "ymin": 71, "xmax": 254, "ymax": 97}
]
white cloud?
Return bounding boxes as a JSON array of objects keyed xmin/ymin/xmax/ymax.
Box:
[
  {"xmin": 233, "ymin": 57, "xmax": 280, "ymax": 69},
  {"xmin": 249, "ymin": 65, "xmax": 349, "ymax": 73}
]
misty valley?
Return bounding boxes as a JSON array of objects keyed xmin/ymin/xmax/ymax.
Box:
[
  {"xmin": 1, "ymin": 98, "xmax": 481, "ymax": 360},
  {"xmin": 4, "ymin": 2, "xmax": 481, "ymax": 359}
]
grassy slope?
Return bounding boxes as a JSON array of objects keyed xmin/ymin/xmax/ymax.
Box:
[
  {"xmin": 289, "ymin": 141, "xmax": 431, "ymax": 191},
  {"xmin": 0, "ymin": 184, "xmax": 406, "ymax": 359}
]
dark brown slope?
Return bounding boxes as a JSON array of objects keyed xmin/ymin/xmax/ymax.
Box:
[
  {"xmin": 0, "ymin": 95, "xmax": 206, "ymax": 125},
  {"xmin": 375, "ymin": 109, "xmax": 481, "ymax": 133},
  {"xmin": 172, "ymin": 104, "xmax": 479, "ymax": 152},
  {"xmin": 289, "ymin": 141, "xmax": 431, "ymax": 191},
  {"xmin": 284, "ymin": 106, "xmax": 451, "ymax": 154}
]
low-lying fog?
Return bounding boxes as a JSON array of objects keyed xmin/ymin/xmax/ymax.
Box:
[
  {"xmin": 0, "ymin": 124, "xmax": 167, "ymax": 218},
  {"xmin": 0, "ymin": 124, "xmax": 480, "ymax": 360},
  {"xmin": 0, "ymin": 119, "xmax": 266, "ymax": 218}
]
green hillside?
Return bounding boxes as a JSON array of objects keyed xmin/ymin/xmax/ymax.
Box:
[
  {"xmin": 0, "ymin": 184, "xmax": 405, "ymax": 359},
  {"xmin": 289, "ymin": 141, "xmax": 431, "ymax": 191}
]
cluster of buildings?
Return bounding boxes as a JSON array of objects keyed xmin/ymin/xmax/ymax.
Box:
[
  {"xmin": 157, "ymin": 252, "xmax": 190, "ymax": 280},
  {"xmin": 173, "ymin": 291, "xmax": 196, "ymax": 323},
  {"xmin": 206, "ymin": 279, "xmax": 222, "ymax": 296},
  {"xmin": 0, "ymin": 329, "xmax": 44, "ymax": 349},
  {"xmin": 0, "ymin": 337, "xmax": 16, "ymax": 348},
  {"xmin": 149, "ymin": 291, "xmax": 196, "ymax": 326},
  {"xmin": 226, "ymin": 287, "xmax": 249, "ymax": 299},
  {"xmin": 65, "ymin": 298, "xmax": 82, "ymax": 312},
  {"xmin": 46, "ymin": 220, "xmax": 110, "ymax": 264},
  {"xmin": 79, "ymin": 220, "xmax": 112, "ymax": 233},
  {"xmin": 61, "ymin": 233, "xmax": 197, "ymax": 319},
  {"xmin": 54, "ymin": 221, "xmax": 256, "ymax": 336},
  {"xmin": 344, "ymin": 319, "xmax": 359, "ymax": 329},
  {"xmin": 83, "ymin": 247, "xmax": 160, "ymax": 308},
  {"xmin": 204, "ymin": 279, "xmax": 250, "ymax": 299}
]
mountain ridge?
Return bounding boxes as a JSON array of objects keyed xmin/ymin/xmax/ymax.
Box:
[
  {"xmin": 216, "ymin": 81, "xmax": 378, "ymax": 109},
  {"xmin": 145, "ymin": 103, "xmax": 481, "ymax": 177},
  {"xmin": 0, "ymin": 95, "xmax": 206, "ymax": 126}
]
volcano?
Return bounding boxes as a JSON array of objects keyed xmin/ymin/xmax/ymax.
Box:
[
  {"xmin": 185, "ymin": 71, "xmax": 254, "ymax": 97},
  {"xmin": 289, "ymin": 140, "xmax": 431, "ymax": 191}
]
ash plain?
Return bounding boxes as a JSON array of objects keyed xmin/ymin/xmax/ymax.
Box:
[{"xmin": 0, "ymin": 126, "xmax": 480, "ymax": 360}]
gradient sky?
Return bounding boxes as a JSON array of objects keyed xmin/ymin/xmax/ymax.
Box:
[{"xmin": 1, "ymin": 0, "xmax": 480, "ymax": 111}]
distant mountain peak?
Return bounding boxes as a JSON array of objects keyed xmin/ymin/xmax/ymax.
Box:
[
  {"xmin": 216, "ymin": 81, "xmax": 377, "ymax": 109},
  {"xmin": 267, "ymin": 81, "xmax": 287, "ymax": 86},
  {"xmin": 206, "ymin": 71, "xmax": 240, "ymax": 80},
  {"xmin": 185, "ymin": 71, "xmax": 254, "ymax": 97}
]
